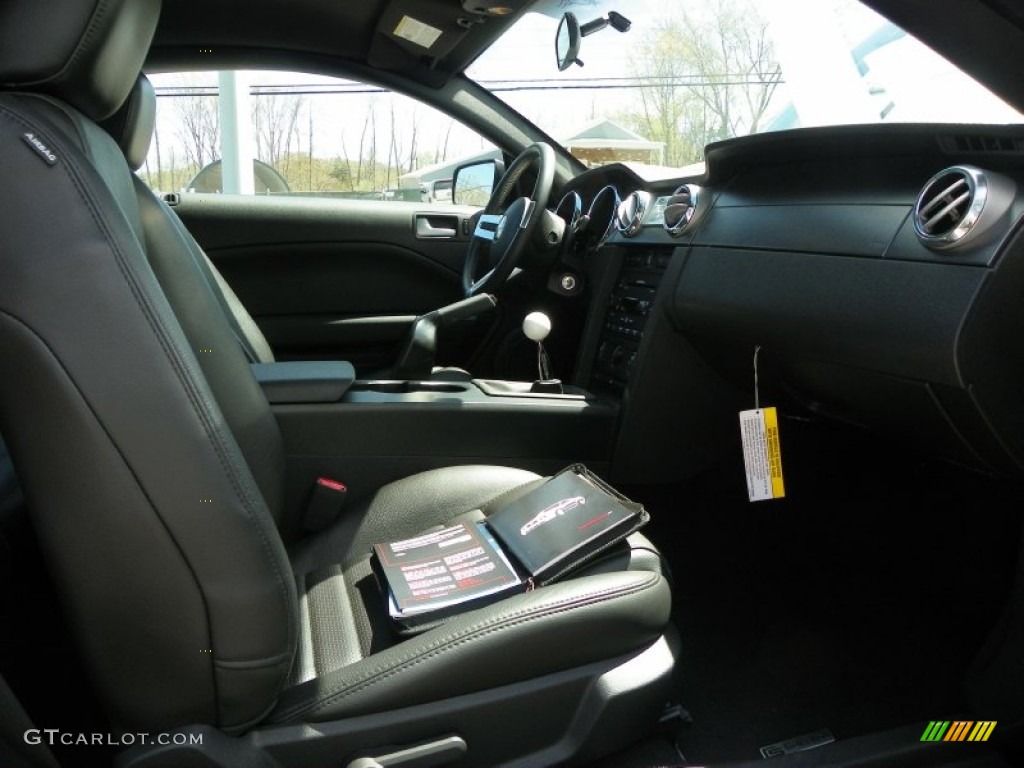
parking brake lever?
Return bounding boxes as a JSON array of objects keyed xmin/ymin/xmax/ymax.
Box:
[
  {"xmin": 432, "ymin": 293, "xmax": 497, "ymax": 328},
  {"xmin": 390, "ymin": 294, "xmax": 496, "ymax": 380}
]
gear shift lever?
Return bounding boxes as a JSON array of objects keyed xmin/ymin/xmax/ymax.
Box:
[{"xmin": 523, "ymin": 312, "xmax": 562, "ymax": 393}]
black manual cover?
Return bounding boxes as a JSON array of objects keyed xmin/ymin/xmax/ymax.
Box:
[{"xmin": 486, "ymin": 465, "xmax": 648, "ymax": 583}]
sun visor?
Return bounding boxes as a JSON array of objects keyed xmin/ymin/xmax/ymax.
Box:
[
  {"xmin": 372, "ymin": 1, "xmax": 474, "ymax": 68},
  {"xmin": 369, "ymin": 0, "xmax": 533, "ymax": 83}
]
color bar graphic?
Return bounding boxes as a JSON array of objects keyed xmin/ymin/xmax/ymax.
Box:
[
  {"xmin": 967, "ymin": 721, "xmax": 997, "ymax": 742},
  {"xmin": 920, "ymin": 720, "xmax": 996, "ymax": 742},
  {"xmin": 921, "ymin": 721, "xmax": 949, "ymax": 742}
]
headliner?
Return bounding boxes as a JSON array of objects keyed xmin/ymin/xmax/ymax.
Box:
[{"xmin": 149, "ymin": 0, "xmax": 534, "ymax": 85}]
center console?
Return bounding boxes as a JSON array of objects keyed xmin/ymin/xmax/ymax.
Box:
[
  {"xmin": 251, "ymin": 361, "xmax": 617, "ymax": 517},
  {"xmin": 590, "ymin": 247, "xmax": 673, "ymax": 394}
]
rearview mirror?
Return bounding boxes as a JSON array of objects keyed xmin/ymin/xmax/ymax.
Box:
[
  {"xmin": 452, "ymin": 160, "xmax": 500, "ymax": 206},
  {"xmin": 556, "ymin": 13, "xmax": 581, "ymax": 71},
  {"xmin": 556, "ymin": 10, "xmax": 631, "ymax": 71}
]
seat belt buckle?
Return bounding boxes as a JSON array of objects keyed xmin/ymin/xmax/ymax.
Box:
[{"xmin": 303, "ymin": 477, "xmax": 347, "ymax": 533}]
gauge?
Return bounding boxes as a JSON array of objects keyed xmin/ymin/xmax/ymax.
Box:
[
  {"xmin": 554, "ymin": 190, "xmax": 583, "ymax": 232},
  {"xmin": 586, "ymin": 185, "xmax": 621, "ymax": 248}
]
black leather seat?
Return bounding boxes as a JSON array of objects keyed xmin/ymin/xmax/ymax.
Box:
[
  {"xmin": 0, "ymin": 437, "xmax": 23, "ymax": 524},
  {"xmin": 0, "ymin": 2, "xmax": 676, "ymax": 766}
]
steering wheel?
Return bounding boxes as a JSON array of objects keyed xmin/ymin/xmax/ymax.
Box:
[{"xmin": 463, "ymin": 142, "xmax": 555, "ymax": 297}]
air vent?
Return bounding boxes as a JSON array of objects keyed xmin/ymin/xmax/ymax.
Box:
[
  {"xmin": 663, "ymin": 184, "xmax": 703, "ymax": 237},
  {"xmin": 913, "ymin": 165, "xmax": 1014, "ymax": 250},
  {"xmin": 615, "ymin": 191, "xmax": 651, "ymax": 237}
]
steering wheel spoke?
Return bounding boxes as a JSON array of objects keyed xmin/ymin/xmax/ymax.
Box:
[
  {"xmin": 462, "ymin": 143, "xmax": 555, "ymax": 297},
  {"xmin": 473, "ymin": 213, "xmax": 504, "ymax": 242}
]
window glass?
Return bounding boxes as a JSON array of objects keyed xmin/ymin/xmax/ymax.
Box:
[
  {"xmin": 468, "ymin": 0, "xmax": 1024, "ymax": 176},
  {"xmin": 142, "ymin": 71, "xmax": 496, "ymax": 201}
]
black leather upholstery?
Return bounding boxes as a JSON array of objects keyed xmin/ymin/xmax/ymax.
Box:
[
  {"xmin": 274, "ymin": 569, "xmax": 669, "ymax": 722},
  {"xmin": 100, "ymin": 75, "xmax": 156, "ymax": 171},
  {"xmin": 290, "ymin": 465, "xmax": 543, "ymax": 574},
  {"xmin": 0, "ymin": 91, "xmax": 298, "ymax": 732},
  {"xmin": 103, "ymin": 74, "xmax": 277, "ymax": 365},
  {"xmin": 0, "ymin": 672, "xmax": 59, "ymax": 768},
  {"xmin": 0, "ymin": 437, "xmax": 23, "ymax": 523},
  {"xmin": 0, "ymin": 0, "xmax": 673, "ymax": 757},
  {"xmin": 280, "ymin": 466, "xmax": 669, "ymax": 722},
  {"xmin": 0, "ymin": 0, "xmax": 160, "ymax": 121},
  {"xmin": 134, "ymin": 174, "xmax": 286, "ymax": 520}
]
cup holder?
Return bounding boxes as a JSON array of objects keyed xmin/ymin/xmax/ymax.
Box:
[{"xmin": 352, "ymin": 380, "xmax": 469, "ymax": 394}]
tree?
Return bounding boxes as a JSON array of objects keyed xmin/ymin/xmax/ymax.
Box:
[
  {"xmin": 624, "ymin": 0, "xmax": 781, "ymax": 167},
  {"xmin": 174, "ymin": 77, "xmax": 221, "ymax": 170},
  {"xmin": 253, "ymin": 92, "xmax": 304, "ymax": 177}
]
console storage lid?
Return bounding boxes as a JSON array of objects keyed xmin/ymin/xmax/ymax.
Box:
[{"xmin": 251, "ymin": 361, "xmax": 356, "ymax": 403}]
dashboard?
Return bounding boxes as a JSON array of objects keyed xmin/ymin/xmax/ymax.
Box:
[{"xmin": 552, "ymin": 124, "xmax": 1024, "ymax": 480}]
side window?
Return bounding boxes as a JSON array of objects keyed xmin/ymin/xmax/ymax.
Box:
[{"xmin": 141, "ymin": 70, "xmax": 495, "ymax": 203}]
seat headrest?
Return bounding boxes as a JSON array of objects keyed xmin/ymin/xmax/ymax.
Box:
[
  {"xmin": 0, "ymin": 0, "xmax": 161, "ymax": 121},
  {"xmin": 101, "ymin": 75, "xmax": 156, "ymax": 172}
]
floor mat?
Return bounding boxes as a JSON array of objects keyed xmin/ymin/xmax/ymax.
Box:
[{"xmin": 632, "ymin": 419, "xmax": 1022, "ymax": 764}]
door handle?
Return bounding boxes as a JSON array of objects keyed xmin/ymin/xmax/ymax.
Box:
[{"xmin": 415, "ymin": 215, "xmax": 458, "ymax": 239}]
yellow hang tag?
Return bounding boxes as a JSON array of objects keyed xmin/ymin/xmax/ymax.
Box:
[{"xmin": 739, "ymin": 407, "xmax": 786, "ymax": 502}]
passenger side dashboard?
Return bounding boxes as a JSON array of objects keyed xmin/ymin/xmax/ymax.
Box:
[{"xmin": 567, "ymin": 125, "xmax": 1024, "ymax": 479}]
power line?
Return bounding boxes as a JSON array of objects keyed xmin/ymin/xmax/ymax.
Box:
[
  {"xmin": 488, "ymin": 79, "xmax": 782, "ymax": 92},
  {"xmin": 481, "ymin": 73, "xmax": 782, "ymax": 84},
  {"xmin": 154, "ymin": 75, "xmax": 785, "ymax": 99}
]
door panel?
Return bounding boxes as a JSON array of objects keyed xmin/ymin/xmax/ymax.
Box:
[{"xmin": 171, "ymin": 194, "xmax": 482, "ymax": 372}]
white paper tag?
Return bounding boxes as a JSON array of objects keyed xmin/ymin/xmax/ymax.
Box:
[
  {"xmin": 739, "ymin": 407, "xmax": 786, "ymax": 502},
  {"xmin": 393, "ymin": 15, "xmax": 443, "ymax": 50}
]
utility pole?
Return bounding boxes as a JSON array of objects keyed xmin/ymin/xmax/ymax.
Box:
[{"xmin": 219, "ymin": 70, "xmax": 255, "ymax": 194}]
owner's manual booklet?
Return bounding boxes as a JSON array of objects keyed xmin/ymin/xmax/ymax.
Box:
[
  {"xmin": 486, "ymin": 465, "xmax": 649, "ymax": 584},
  {"xmin": 373, "ymin": 521, "xmax": 524, "ymax": 628}
]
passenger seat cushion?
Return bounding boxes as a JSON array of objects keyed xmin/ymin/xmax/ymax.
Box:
[
  {"xmin": 289, "ymin": 465, "xmax": 544, "ymax": 575},
  {"xmin": 271, "ymin": 569, "xmax": 670, "ymax": 723},
  {"xmin": 275, "ymin": 465, "xmax": 671, "ymax": 723}
]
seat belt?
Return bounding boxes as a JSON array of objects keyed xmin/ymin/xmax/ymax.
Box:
[{"xmin": 303, "ymin": 477, "xmax": 348, "ymax": 533}]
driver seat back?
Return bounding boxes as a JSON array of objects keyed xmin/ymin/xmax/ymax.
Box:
[{"xmin": 0, "ymin": 0, "xmax": 298, "ymax": 733}]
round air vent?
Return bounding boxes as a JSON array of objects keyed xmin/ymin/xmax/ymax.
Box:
[
  {"xmin": 615, "ymin": 190, "xmax": 651, "ymax": 237},
  {"xmin": 913, "ymin": 165, "xmax": 1013, "ymax": 250},
  {"xmin": 663, "ymin": 184, "xmax": 703, "ymax": 236}
]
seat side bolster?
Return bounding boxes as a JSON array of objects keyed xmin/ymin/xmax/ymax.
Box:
[{"xmin": 269, "ymin": 570, "xmax": 670, "ymax": 723}]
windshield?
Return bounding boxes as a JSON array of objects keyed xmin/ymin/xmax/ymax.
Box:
[{"xmin": 468, "ymin": 0, "xmax": 1024, "ymax": 177}]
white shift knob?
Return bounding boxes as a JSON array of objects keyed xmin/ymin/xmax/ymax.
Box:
[{"xmin": 522, "ymin": 312, "xmax": 551, "ymax": 342}]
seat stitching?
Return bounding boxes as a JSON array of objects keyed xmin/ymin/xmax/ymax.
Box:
[
  {"xmin": 1, "ymin": 102, "xmax": 293, "ymax": 609},
  {"xmin": 214, "ymin": 650, "xmax": 295, "ymax": 670},
  {"xmin": 0, "ymin": 308, "xmax": 217, "ymax": 719},
  {"xmin": 0, "ymin": 102, "xmax": 298, "ymax": 705},
  {"xmin": 275, "ymin": 572, "xmax": 661, "ymax": 721}
]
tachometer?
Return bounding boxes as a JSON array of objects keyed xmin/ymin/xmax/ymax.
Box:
[
  {"xmin": 554, "ymin": 190, "xmax": 584, "ymax": 232},
  {"xmin": 585, "ymin": 185, "xmax": 621, "ymax": 248}
]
